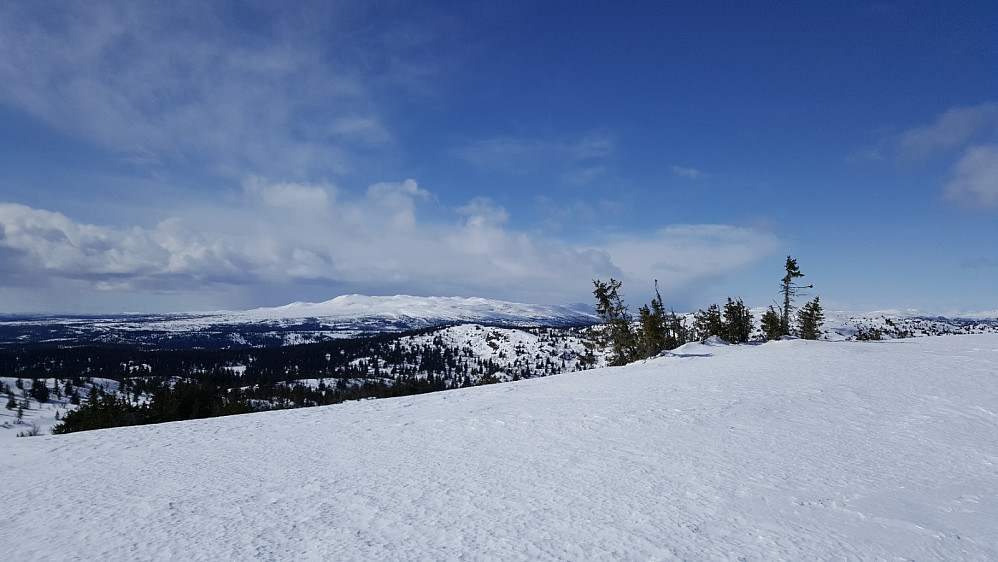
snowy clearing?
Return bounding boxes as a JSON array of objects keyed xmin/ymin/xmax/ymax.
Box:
[{"xmin": 2, "ymin": 335, "xmax": 997, "ymax": 560}]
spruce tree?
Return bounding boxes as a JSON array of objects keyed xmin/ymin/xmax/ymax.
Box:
[
  {"xmin": 591, "ymin": 279, "xmax": 639, "ymax": 366},
  {"xmin": 29, "ymin": 379, "xmax": 49, "ymax": 403},
  {"xmin": 637, "ymin": 281, "xmax": 669, "ymax": 358},
  {"xmin": 760, "ymin": 306, "xmax": 783, "ymax": 341},
  {"xmin": 693, "ymin": 304, "xmax": 724, "ymax": 342},
  {"xmin": 664, "ymin": 308, "xmax": 689, "ymax": 350},
  {"xmin": 797, "ymin": 297, "xmax": 825, "ymax": 340},
  {"xmin": 723, "ymin": 297, "xmax": 753, "ymax": 343}
]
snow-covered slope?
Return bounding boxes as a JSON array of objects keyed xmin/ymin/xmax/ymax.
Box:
[
  {"xmin": 0, "ymin": 376, "xmax": 118, "ymax": 440},
  {"xmin": 3, "ymin": 334, "xmax": 996, "ymax": 560}
]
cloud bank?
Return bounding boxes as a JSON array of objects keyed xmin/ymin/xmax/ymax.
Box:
[{"xmin": 0, "ymin": 179, "xmax": 778, "ymax": 312}]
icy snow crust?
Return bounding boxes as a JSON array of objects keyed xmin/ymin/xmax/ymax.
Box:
[{"xmin": 3, "ymin": 335, "xmax": 997, "ymax": 560}]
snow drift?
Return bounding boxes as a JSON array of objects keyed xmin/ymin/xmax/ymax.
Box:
[{"xmin": 2, "ymin": 334, "xmax": 996, "ymax": 560}]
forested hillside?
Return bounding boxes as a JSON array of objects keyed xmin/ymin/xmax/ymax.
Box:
[{"xmin": 1, "ymin": 324, "xmax": 599, "ymax": 436}]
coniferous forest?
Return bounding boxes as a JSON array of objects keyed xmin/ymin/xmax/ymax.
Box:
[{"xmin": 1, "ymin": 325, "xmax": 593, "ymax": 434}]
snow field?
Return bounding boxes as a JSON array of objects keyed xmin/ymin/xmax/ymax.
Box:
[{"xmin": 2, "ymin": 335, "xmax": 997, "ymax": 560}]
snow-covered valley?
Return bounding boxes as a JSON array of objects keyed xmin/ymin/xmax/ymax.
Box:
[{"xmin": 3, "ymin": 334, "xmax": 996, "ymax": 560}]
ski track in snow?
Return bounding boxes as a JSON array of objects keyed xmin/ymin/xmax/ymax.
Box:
[{"xmin": 2, "ymin": 335, "xmax": 997, "ymax": 560}]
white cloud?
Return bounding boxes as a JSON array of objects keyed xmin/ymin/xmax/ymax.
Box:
[
  {"xmin": 671, "ymin": 166, "xmax": 705, "ymax": 179},
  {"xmin": 330, "ymin": 116, "xmax": 392, "ymax": 146},
  {"xmin": 878, "ymin": 102, "xmax": 998, "ymax": 209},
  {"xmin": 243, "ymin": 176, "xmax": 333, "ymax": 215},
  {"xmin": 365, "ymin": 179, "xmax": 431, "ymax": 229},
  {"xmin": 0, "ymin": 204, "xmax": 238, "ymax": 286},
  {"xmin": 895, "ymin": 103, "xmax": 998, "ymax": 159},
  {"xmin": 0, "ymin": 180, "xmax": 779, "ymax": 311},
  {"xmin": 456, "ymin": 197, "xmax": 508, "ymax": 228},
  {"xmin": 453, "ymin": 132, "xmax": 615, "ymax": 173},
  {"xmin": 563, "ymin": 166, "xmax": 607, "ymax": 186},
  {"xmin": 599, "ymin": 224, "xmax": 780, "ymax": 295},
  {"xmin": 944, "ymin": 145, "xmax": 998, "ymax": 208}
]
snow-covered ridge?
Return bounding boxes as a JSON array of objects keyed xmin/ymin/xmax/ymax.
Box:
[{"xmin": 232, "ymin": 294, "xmax": 596, "ymax": 324}]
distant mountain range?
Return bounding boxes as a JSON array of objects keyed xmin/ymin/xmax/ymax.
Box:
[
  {"xmin": 0, "ymin": 294, "xmax": 994, "ymax": 350},
  {"xmin": 0, "ymin": 295, "xmax": 600, "ymax": 349}
]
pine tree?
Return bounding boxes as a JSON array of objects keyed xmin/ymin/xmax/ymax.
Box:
[{"xmin": 797, "ymin": 297, "xmax": 825, "ymax": 340}]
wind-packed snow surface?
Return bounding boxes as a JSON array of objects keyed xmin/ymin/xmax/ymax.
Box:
[{"xmin": 3, "ymin": 335, "xmax": 997, "ymax": 560}]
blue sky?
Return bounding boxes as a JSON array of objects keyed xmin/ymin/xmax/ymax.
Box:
[{"xmin": 0, "ymin": 1, "xmax": 995, "ymax": 314}]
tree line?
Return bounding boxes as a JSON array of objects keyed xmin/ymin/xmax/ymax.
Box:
[{"xmin": 590, "ymin": 255, "xmax": 825, "ymax": 365}]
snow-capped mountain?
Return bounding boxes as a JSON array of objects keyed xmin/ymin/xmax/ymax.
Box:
[
  {"xmin": 0, "ymin": 295, "xmax": 599, "ymax": 348},
  {"xmin": 218, "ymin": 294, "xmax": 598, "ymax": 327}
]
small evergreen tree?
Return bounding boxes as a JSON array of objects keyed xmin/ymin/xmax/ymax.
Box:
[
  {"xmin": 722, "ymin": 297, "xmax": 753, "ymax": 343},
  {"xmin": 855, "ymin": 326, "xmax": 882, "ymax": 340},
  {"xmin": 693, "ymin": 304, "xmax": 724, "ymax": 342},
  {"xmin": 797, "ymin": 297, "xmax": 825, "ymax": 340},
  {"xmin": 664, "ymin": 308, "xmax": 689, "ymax": 350},
  {"xmin": 637, "ymin": 280, "xmax": 669, "ymax": 358},
  {"xmin": 29, "ymin": 378, "xmax": 49, "ymax": 403},
  {"xmin": 591, "ymin": 279, "xmax": 639, "ymax": 366},
  {"xmin": 760, "ymin": 306, "xmax": 783, "ymax": 341}
]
